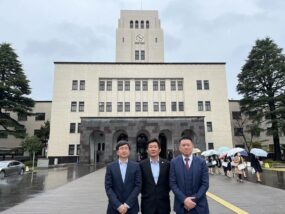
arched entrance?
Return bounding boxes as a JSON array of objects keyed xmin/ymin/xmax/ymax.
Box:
[
  {"xmin": 159, "ymin": 130, "xmax": 172, "ymax": 159},
  {"xmin": 89, "ymin": 130, "xmax": 105, "ymax": 164},
  {"xmin": 136, "ymin": 133, "xmax": 149, "ymax": 160},
  {"xmin": 112, "ymin": 130, "xmax": 128, "ymax": 160}
]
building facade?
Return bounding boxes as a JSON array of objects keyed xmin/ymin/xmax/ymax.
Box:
[{"xmin": 47, "ymin": 10, "xmax": 233, "ymax": 164}]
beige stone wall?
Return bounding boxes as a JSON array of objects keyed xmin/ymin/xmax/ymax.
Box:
[{"xmin": 48, "ymin": 63, "xmax": 233, "ymax": 157}]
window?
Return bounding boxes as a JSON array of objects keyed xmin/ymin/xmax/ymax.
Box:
[
  {"xmin": 198, "ymin": 101, "xmax": 203, "ymax": 111},
  {"xmin": 135, "ymin": 50, "xmax": 139, "ymax": 60},
  {"xmin": 232, "ymin": 111, "xmax": 241, "ymax": 120},
  {"xmin": 197, "ymin": 80, "xmax": 202, "ymax": 90},
  {"xmin": 106, "ymin": 102, "xmax": 112, "ymax": 112},
  {"xmin": 208, "ymin": 142, "xmax": 214, "ymax": 150},
  {"xmin": 141, "ymin": 20, "xmax": 144, "ymax": 28},
  {"xmin": 135, "ymin": 81, "xmax": 141, "ymax": 91},
  {"xmin": 234, "ymin": 128, "xmax": 244, "ymax": 136},
  {"xmin": 34, "ymin": 129, "xmax": 40, "ymax": 136},
  {"xmin": 78, "ymin": 123, "xmax": 82, "ymax": 133},
  {"xmin": 76, "ymin": 145, "xmax": 80, "ymax": 155},
  {"xmin": 155, "ymin": 38, "xmax": 158, "ymax": 43},
  {"xmin": 153, "ymin": 102, "xmax": 159, "ymax": 112},
  {"xmin": 141, "ymin": 50, "xmax": 145, "ymax": 60},
  {"xmin": 18, "ymin": 113, "xmax": 27, "ymax": 121},
  {"xmin": 80, "ymin": 80, "xmax": 85, "ymax": 90},
  {"xmin": 125, "ymin": 102, "xmax": 130, "ymax": 112},
  {"xmin": 179, "ymin": 102, "xmax": 184, "ymax": 111},
  {"xmin": 35, "ymin": 113, "xmax": 45, "ymax": 121},
  {"xmin": 171, "ymin": 80, "xmax": 176, "ymax": 91},
  {"xmin": 79, "ymin": 102, "xmax": 84, "ymax": 112},
  {"xmin": 71, "ymin": 102, "xmax": 77, "ymax": 112},
  {"xmin": 205, "ymin": 101, "xmax": 211, "ymax": 111},
  {"xmin": 142, "ymin": 80, "xmax": 148, "ymax": 91},
  {"xmin": 107, "ymin": 81, "xmax": 112, "ymax": 91},
  {"xmin": 0, "ymin": 132, "xmax": 8, "ymax": 138},
  {"xmin": 69, "ymin": 145, "xmax": 75, "ymax": 155},
  {"xmin": 143, "ymin": 102, "xmax": 148, "ymax": 112},
  {"xmin": 207, "ymin": 122, "xmax": 213, "ymax": 132},
  {"xmin": 153, "ymin": 80, "xmax": 158, "ymax": 91},
  {"xmin": 125, "ymin": 80, "xmax": 130, "ymax": 91},
  {"xmin": 72, "ymin": 80, "xmax": 78, "ymax": 90},
  {"xmin": 146, "ymin": 20, "xmax": 149, "ymax": 28},
  {"xmin": 117, "ymin": 80, "xmax": 123, "ymax": 91},
  {"xmin": 136, "ymin": 102, "xmax": 141, "ymax": 112},
  {"xmin": 70, "ymin": 123, "xmax": 76, "ymax": 133},
  {"xmin": 160, "ymin": 80, "xmax": 165, "ymax": 91},
  {"xmin": 99, "ymin": 102, "xmax": 104, "ymax": 112},
  {"xmin": 171, "ymin": 102, "xmax": 177, "ymax": 112},
  {"xmin": 117, "ymin": 102, "xmax": 123, "ymax": 112},
  {"xmin": 130, "ymin": 20, "xmax": 133, "ymax": 28},
  {"xmin": 102, "ymin": 143, "xmax": 105, "ymax": 151},
  {"xmin": 161, "ymin": 102, "xmax": 166, "ymax": 112},
  {"xmin": 178, "ymin": 80, "xmax": 183, "ymax": 90},
  {"xmin": 135, "ymin": 20, "xmax": 139, "ymax": 28},
  {"xmin": 122, "ymin": 37, "xmax": 124, "ymax": 43},
  {"xmin": 99, "ymin": 81, "xmax": 105, "ymax": 91},
  {"xmin": 204, "ymin": 80, "xmax": 209, "ymax": 90}
]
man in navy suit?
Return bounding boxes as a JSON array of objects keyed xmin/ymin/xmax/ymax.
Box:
[
  {"xmin": 170, "ymin": 137, "xmax": 209, "ymax": 214},
  {"xmin": 105, "ymin": 140, "xmax": 142, "ymax": 214},
  {"xmin": 140, "ymin": 138, "xmax": 171, "ymax": 214}
]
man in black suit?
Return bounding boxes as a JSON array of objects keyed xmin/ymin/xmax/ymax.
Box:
[
  {"xmin": 140, "ymin": 138, "xmax": 171, "ymax": 214},
  {"xmin": 105, "ymin": 140, "xmax": 142, "ymax": 214}
]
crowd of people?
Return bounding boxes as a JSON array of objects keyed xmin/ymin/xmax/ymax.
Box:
[{"xmin": 204, "ymin": 152, "xmax": 263, "ymax": 183}]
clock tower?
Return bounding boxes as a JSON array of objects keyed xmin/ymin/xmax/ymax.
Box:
[{"xmin": 116, "ymin": 10, "xmax": 164, "ymax": 62}]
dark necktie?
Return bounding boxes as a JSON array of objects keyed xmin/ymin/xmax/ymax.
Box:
[{"xmin": 185, "ymin": 157, "xmax": 190, "ymax": 170}]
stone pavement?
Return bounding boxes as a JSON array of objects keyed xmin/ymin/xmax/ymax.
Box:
[{"xmin": 1, "ymin": 168, "xmax": 285, "ymax": 214}]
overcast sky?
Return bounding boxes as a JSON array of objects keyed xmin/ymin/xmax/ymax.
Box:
[{"xmin": 1, "ymin": 0, "xmax": 285, "ymax": 100}]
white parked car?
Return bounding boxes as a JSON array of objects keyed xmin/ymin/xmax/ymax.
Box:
[{"xmin": 0, "ymin": 160, "xmax": 25, "ymax": 179}]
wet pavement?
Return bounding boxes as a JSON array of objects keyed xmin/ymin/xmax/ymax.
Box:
[{"xmin": 0, "ymin": 164, "xmax": 95, "ymax": 212}]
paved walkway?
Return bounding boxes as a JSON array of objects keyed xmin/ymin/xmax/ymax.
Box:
[{"xmin": 1, "ymin": 168, "xmax": 285, "ymax": 214}]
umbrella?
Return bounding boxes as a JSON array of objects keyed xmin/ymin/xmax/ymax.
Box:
[
  {"xmin": 217, "ymin": 146, "xmax": 230, "ymax": 155},
  {"xmin": 250, "ymin": 148, "xmax": 268, "ymax": 157},
  {"xmin": 201, "ymin": 149, "xmax": 218, "ymax": 157},
  {"xmin": 240, "ymin": 150, "xmax": 248, "ymax": 157},
  {"xmin": 226, "ymin": 147, "xmax": 245, "ymax": 157},
  {"xmin": 193, "ymin": 148, "xmax": 201, "ymax": 154}
]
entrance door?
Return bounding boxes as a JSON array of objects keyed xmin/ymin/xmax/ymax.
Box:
[
  {"xmin": 136, "ymin": 134, "xmax": 148, "ymax": 160},
  {"xmin": 159, "ymin": 133, "xmax": 167, "ymax": 159}
]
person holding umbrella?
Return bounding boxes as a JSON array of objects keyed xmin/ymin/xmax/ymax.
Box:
[
  {"xmin": 233, "ymin": 152, "xmax": 245, "ymax": 182},
  {"xmin": 250, "ymin": 154, "xmax": 263, "ymax": 183}
]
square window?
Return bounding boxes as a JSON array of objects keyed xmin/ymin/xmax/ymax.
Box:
[
  {"xmin": 161, "ymin": 102, "xmax": 166, "ymax": 112},
  {"xmin": 234, "ymin": 128, "xmax": 244, "ymax": 136},
  {"xmin": 71, "ymin": 102, "xmax": 77, "ymax": 112},
  {"xmin": 18, "ymin": 113, "xmax": 27, "ymax": 121},
  {"xmin": 79, "ymin": 102, "xmax": 84, "ymax": 112},
  {"xmin": 232, "ymin": 111, "xmax": 241, "ymax": 120},
  {"xmin": 35, "ymin": 113, "xmax": 45, "ymax": 121},
  {"xmin": 153, "ymin": 102, "xmax": 159, "ymax": 112},
  {"xmin": 171, "ymin": 102, "xmax": 177, "ymax": 112},
  {"xmin": 80, "ymin": 80, "xmax": 85, "ymax": 90},
  {"xmin": 207, "ymin": 122, "xmax": 213, "ymax": 132},
  {"xmin": 208, "ymin": 142, "xmax": 214, "ymax": 150},
  {"xmin": 72, "ymin": 80, "xmax": 78, "ymax": 90},
  {"xmin": 69, "ymin": 145, "xmax": 75, "ymax": 155},
  {"xmin": 197, "ymin": 80, "xmax": 202, "ymax": 90},
  {"xmin": 70, "ymin": 123, "xmax": 76, "ymax": 133},
  {"xmin": 34, "ymin": 129, "xmax": 40, "ymax": 136}
]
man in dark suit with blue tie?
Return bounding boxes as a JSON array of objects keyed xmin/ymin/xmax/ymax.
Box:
[
  {"xmin": 140, "ymin": 138, "xmax": 171, "ymax": 214},
  {"xmin": 170, "ymin": 137, "xmax": 209, "ymax": 214},
  {"xmin": 105, "ymin": 140, "xmax": 142, "ymax": 214}
]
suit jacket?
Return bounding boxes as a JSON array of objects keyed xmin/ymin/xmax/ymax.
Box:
[
  {"xmin": 140, "ymin": 158, "xmax": 171, "ymax": 214},
  {"xmin": 170, "ymin": 155, "xmax": 209, "ymax": 214},
  {"xmin": 105, "ymin": 160, "xmax": 142, "ymax": 214}
]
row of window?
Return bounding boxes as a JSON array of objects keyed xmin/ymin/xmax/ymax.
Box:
[
  {"xmin": 98, "ymin": 102, "xmax": 184, "ymax": 112},
  {"xmin": 99, "ymin": 79, "xmax": 183, "ymax": 91},
  {"xmin": 70, "ymin": 123, "xmax": 81, "ymax": 133},
  {"xmin": 197, "ymin": 80, "xmax": 210, "ymax": 90},
  {"xmin": 72, "ymin": 80, "xmax": 85, "ymax": 90},
  {"xmin": 130, "ymin": 20, "xmax": 149, "ymax": 29},
  {"xmin": 135, "ymin": 50, "xmax": 145, "ymax": 60},
  {"xmin": 71, "ymin": 102, "xmax": 85, "ymax": 112},
  {"xmin": 3, "ymin": 112, "xmax": 45, "ymax": 122},
  {"xmin": 198, "ymin": 101, "xmax": 211, "ymax": 111},
  {"xmin": 68, "ymin": 144, "xmax": 80, "ymax": 156}
]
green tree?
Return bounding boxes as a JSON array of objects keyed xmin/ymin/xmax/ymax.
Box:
[
  {"xmin": 237, "ymin": 37, "xmax": 285, "ymax": 160},
  {"xmin": 22, "ymin": 136, "xmax": 42, "ymax": 170},
  {"xmin": 0, "ymin": 43, "xmax": 34, "ymax": 138},
  {"xmin": 34, "ymin": 120, "xmax": 50, "ymax": 157}
]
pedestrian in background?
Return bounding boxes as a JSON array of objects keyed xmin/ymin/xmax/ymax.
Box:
[{"xmin": 250, "ymin": 154, "xmax": 263, "ymax": 183}]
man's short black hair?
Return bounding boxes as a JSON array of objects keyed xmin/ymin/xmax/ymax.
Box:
[
  {"xmin": 179, "ymin": 136, "xmax": 193, "ymax": 144},
  {"xmin": 116, "ymin": 140, "xmax": 131, "ymax": 151},
  {"xmin": 147, "ymin": 138, "xmax": 161, "ymax": 149}
]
